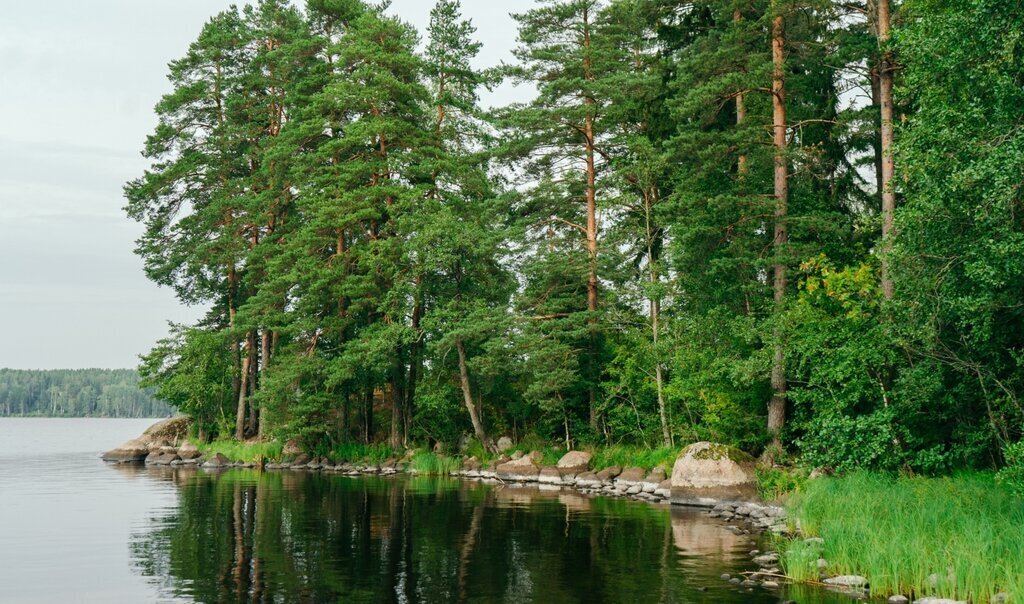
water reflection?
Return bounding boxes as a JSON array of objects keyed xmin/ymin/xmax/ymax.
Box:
[{"xmin": 125, "ymin": 468, "xmax": 850, "ymax": 604}]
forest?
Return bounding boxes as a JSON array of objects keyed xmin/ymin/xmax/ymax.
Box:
[
  {"xmin": 0, "ymin": 369, "xmax": 170, "ymax": 418},
  {"xmin": 129, "ymin": 0, "xmax": 1024, "ymax": 476}
]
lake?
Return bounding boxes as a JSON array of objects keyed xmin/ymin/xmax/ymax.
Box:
[{"xmin": 0, "ymin": 419, "xmax": 855, "ymax": 603}]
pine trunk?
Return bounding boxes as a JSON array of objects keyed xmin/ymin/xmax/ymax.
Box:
[
  {"xmin": 878, "ymin": 0, "xmax": 896, "ymax": 300},
  {"xmin": 456, "ymin": 339, "xmax": 489, "ymax": 449},
  {"xmin": 583, "ymin": 8, "xmax": 600, "ymax": 434},
  {"xmin": 235, "ymin": 333, "xmax": 252, "ymax": 441},
  {"xmin": 768, "ymin": 13, "xmax": 789, "ymax": 455}
]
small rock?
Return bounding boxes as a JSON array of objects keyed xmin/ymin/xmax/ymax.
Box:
[
  {"xmin": 595, "ymin": 466, "xmax": 622, "ymax": 481},
  {"xmin": 202, "ymin": 453, "xmax": 231, "ymax": 468},
  {"xmin": 762, "ymin": 581, "xmax": 779, "ymax": 589},
  {"xmin": 823, "ymin": 575, "xmax": 869, "ymax": 589},
  {"xmin": 753, "ymin": 553, "xmax": 779, "ymax": 567},
  {"xmin": 888, "ymin": 596, "xmax": 909, "ymax": 604}
]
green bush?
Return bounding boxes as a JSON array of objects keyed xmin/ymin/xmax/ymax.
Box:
[
  {"xmin": 997, "ymin": 440, "xmax": 1024, "ymax": 494},
  {"xmin": 756, "ymin": 466, "xmax": 807, "ymax": 501}
]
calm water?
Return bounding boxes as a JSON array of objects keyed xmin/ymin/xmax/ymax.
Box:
[{"xmin": 0, "ymin": 419, "xmax": 854, "ymax": 603}]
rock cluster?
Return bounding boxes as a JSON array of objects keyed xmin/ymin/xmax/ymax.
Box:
[
  {"xmin": 706, "ymin": 502, "xmax": 788, "ymax": 534},
  {"xmin": 101, "ymin": 417, "xmax": 192, "ymax": 464}
]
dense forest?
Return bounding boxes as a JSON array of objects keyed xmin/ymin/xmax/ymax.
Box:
[
  {"xmin": 129, "ymin": 0, "xmax": 1024, "ymax": 473},
  {"xmin": 0, "ymin": 369, "xmax": 171, "ymax": 418}
]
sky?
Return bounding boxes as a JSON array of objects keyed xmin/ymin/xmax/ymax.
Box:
[{"xmin": 0, "ymin": 1, "xmax": 535, "ymax": 370}]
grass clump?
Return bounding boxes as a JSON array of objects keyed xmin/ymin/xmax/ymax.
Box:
[
  {"xmin": 591, "ymin": 445, "xmax": 678, "ymax": 471},
  {"xmin": 409, "ymin": 452, "xmax": 460, "ymax": 476},
  {"xmin": 198, "ymin": 439, "xmax": 283, "ymax": 463},
  {"xmin": 326, "ymin": 442, "xmax": 396, "ymax": 464},
  {"xmin": 784, "ymin": 472, "xmax": 1024, "ymax": 603},
  {"xmin": 756, "ymin": 466, "xmax": 807, "ymax": 501}
]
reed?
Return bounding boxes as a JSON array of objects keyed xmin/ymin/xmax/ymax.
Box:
[{"xmin": 783, "ymin": 472, "xmax": 1024, "ymax": 603}]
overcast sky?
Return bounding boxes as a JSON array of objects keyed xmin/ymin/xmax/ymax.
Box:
[{"xmin": 0, "ymin": 1, "xmax": 535, "ymax": 370}]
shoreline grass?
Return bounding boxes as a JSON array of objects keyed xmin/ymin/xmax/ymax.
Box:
[
  {"xmin": 196, "ymin": 439, "xmax": 283, "ymax": 463},
  {"xmin": 782, "ymin": 472, "xmax": 1023, "ymax": 603}
]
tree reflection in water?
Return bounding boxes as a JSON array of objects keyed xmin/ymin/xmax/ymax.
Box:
[{"xmin": 125, "ymin": 468, "xmax": 847, "ymax": 604}]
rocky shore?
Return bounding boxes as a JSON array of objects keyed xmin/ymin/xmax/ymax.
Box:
[{"xmin": 102, "ymin": 419, "xmax": 1009, "ymax": 604}]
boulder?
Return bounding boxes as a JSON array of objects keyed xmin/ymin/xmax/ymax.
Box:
[
  {"xmin": 595, "ymin": 465, "xmax": 622, "ymax": 481},
  {"xmin": 538, "ymin": 466, "xmax": 564, "ymax": 485},
  {"xmin": 556, "ymin": 450, "xmax": 592, "ymax": 475},
  {"xmin": 527, "ymin": 451, "xmax": 545, "ymax": 464},
  {"xmin": 145, "ymin": 450, "xmax": 180, "ymax": 465},
  {"xmin": 202, "ymin": 453, "xmax": 231, "ymax": 468},
  {"xmin": 496, "ymin": 455, "xmax": 540, "ymax": 481},
  {"xmin": 141, "ymin": 416, "xmax": 191, "ymax": 444},
  {"xmin": 670, "ymin": 442, "xmax": 758, "ymax": 505},
  {"xmin": 101, "ymin": 439, "xmax": 150, "ymax": 464},
  {"xmin": 645, "ymin": 466, "xmax": 667, "ymax": 483},
  {"xmin": 178, "ymin": 441, "xmax": 202, "ymax": 461},
  {"xmin": 462, "ymin": 456, "xmax": 482, "ymax": 472},
  {"xmin": 283, "ymin": 440, "xmax": 302, "ymax": 456},
  {"xmin": 496, "ymin": 436, "xmax": 514, "ymax": 452},
  {"xmin": 292, "ymin": 453, "xmax": 311, "ymax": 466},
  {"xmin": 616, "ymin": 467, "xmax": 646, "ymax": 484},
  {"xmin": 575, "ymin": 471, "xmax": 601, "ymax": 488}
]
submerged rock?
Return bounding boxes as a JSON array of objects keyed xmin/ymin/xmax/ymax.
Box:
[
  {"xmin": 823, "ymin": 575, "xmax": 869, "ymax": 589},
  {"xmin": 202, "ymin": 453, "xmax": 231, "ymax": 468},
  {"xmin": 145, "ymin": 450, "xmax": 180, "ymax": 465},
  {"xmin": 670, "ymin": 442, "xmax": 758, "ymax": 505}
]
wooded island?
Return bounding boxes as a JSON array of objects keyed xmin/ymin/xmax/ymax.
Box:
[{"xmin": 129, "ymin": 0, "xmax": 1023, "ymax": 481}]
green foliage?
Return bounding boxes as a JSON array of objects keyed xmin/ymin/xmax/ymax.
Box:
[
  {"xmin": 996, "ymin": 440, "xmax": 1024, "ymax": 494},
  {"xmin": 139, "ymin": 325, "xmax": 235, "ymax": 438},
  {"xmin": 755, "ymin": 466, "xmax": 807, "ymax": 501},
  {"xmin": 125, "ymin": 0, "xmax": 1024, "ymax": 482},
  {"xmin": 785, "ymin": 473, "xmax": 1024, "ymax": 602}
]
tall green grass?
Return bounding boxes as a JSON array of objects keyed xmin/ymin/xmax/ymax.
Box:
[
  {"xmin": 783, "ymin": 472, "xmax": 1024, "ymax": 603},
  {"xmin": 197, "ymin": 439, "xmax": 283, "ymax": 463},
  {"xmin": 590, "ymin": 445, "xmax": 678, "ymax": 471},
  {"xmin": 325, "ymin": 442, "xmax": 396, "ymax": 464},
  {"xmin": 409, "ymin": 452, "xmax": 460, "ymax": 475}
]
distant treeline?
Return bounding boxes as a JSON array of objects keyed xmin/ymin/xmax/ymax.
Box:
[{"xmin": 0, "ymin": 369, "xmax": 172, "ymax": 418}]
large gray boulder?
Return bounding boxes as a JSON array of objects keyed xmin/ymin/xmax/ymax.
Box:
[
  {"xmin": 556, "ymin": 450, "xmax": 592, "ymax": 475},
  {"xmin": 178, "ymin": 441, "xmax": 202, "ymax": 461},
  {"xmin": 141, "ymin": 416, "xmax": 191, "ymax": 445},
  {"xmin": 101, "ymin": 438, "xmax": 150, "ymax": 463},
  {"xmin": 670, "ymin": 442, "xmax": 758, "ymax": 505},
  {"xmin": 145, "ymin": 450, "xmax": 180, "ymax": 466},
  {"xmin": 202, "ymin": 453, "xmax": 231, "ymax": 468},
  {"xmin": 496, "ymin": 436, "xmax": 514, "ymax": 452},
  {"xmin": 496, "ymin": 455, "xmax": 540, "ymax": 481}
]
